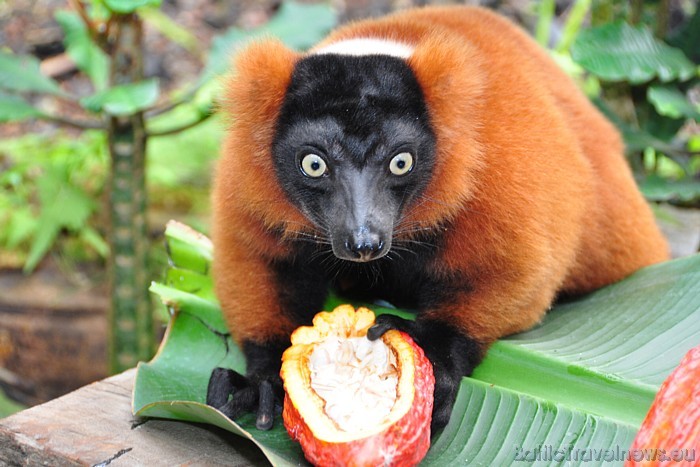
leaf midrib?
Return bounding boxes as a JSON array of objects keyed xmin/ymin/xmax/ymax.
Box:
[{"xmin": 471, "ymin": 341, "xmax": 654, "ymax": 428}]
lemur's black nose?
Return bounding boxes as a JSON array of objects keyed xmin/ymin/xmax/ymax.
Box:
[{"xmin": 345, "ymin": 234, "xmax": 385, "ymax": 262}]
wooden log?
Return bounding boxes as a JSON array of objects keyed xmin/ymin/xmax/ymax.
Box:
[
  {"xmin": 0, "ymin": 369, "xmax": 269, "ymax": 466},
  {"xmin": 0, "ymin": 262, "xmax": 108, "ymax": 406}
]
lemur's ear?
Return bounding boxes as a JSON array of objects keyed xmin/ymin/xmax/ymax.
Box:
[{"xmin": 219, "ymin": 39, "xmax": 300, "ymax": 147}]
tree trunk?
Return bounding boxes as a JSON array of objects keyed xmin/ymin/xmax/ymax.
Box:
[{"xmin": 107, "ymin": 14, "xmax": 152, "ymax": 372}]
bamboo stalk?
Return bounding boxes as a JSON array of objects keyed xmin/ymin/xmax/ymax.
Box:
[{"xmin": 106, "ymin": 14, "xmax": 153, "ymax": 372}]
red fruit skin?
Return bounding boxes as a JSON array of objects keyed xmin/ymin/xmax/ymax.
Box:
[
  {"xmin": 625, "ymin": 345, "xmax": 700, "ymax": 467},
  {"xmin": 283, "ymin": 332, "xmax": 435, "ymax": 467}
]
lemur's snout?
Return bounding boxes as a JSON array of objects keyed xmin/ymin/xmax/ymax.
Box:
[{"xmin": 344, "ymin": 228, "xmax": 387, "ymax": 262}]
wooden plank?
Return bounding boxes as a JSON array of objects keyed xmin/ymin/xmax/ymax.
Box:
[{"xmin": 0, "ymin": 369, "xmax": 269, "ymax": 466}]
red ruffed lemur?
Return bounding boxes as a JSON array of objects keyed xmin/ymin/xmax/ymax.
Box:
[{"xmin": 206, "ymin": 6, "xmax": 669, "ymax": 432}]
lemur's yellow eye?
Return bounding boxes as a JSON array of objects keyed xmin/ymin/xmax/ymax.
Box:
[
  {"xmin": 301, "ymin": 154, "xmax": 328, "ymax": 178},
  {"xmin": 389, "ymin": 152, "xmax": 414, "ymax": 176}
]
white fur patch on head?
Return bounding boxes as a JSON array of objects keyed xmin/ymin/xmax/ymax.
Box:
[{"xmin": 312, "ymin": 38, "xmax": 414, "ymax": 59}]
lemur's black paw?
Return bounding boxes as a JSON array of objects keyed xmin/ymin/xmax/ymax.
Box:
[
  {"xmin": 429, "ymin": 364, "xmax": 461, "ymax": 433},
  {"xmin": 206, "ymin": 367, "xmax": 283, "ymax": 430}
]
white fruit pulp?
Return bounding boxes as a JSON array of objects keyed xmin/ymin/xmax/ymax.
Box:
[{"xmin": 308, "ymin": 336, "xmax": 399, "ymax": 433}]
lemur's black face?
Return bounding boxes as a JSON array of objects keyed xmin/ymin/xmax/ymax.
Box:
[{"xmin": 272, "ymin": 54, "xmax": 436, "ymax": 262}]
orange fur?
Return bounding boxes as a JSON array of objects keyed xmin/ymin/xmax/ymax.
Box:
[
  {"xmin": 212, "ymin": 39, "xmax": 304, "ymax": 341},
  {"xmin": 212, "ymin": 7, "xmax": 669, "ymax": 346}
]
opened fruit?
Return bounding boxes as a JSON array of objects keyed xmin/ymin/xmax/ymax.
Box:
[
  {"xmin": 280, "ymin": 305, "xmax": 435, "ymax": 466},
  {"xmin": 625, "ymin": 345, "xmax": 700, "ymax": 466}
]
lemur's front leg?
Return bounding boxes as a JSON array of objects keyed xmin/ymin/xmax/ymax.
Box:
[
  {"xmin": 207, "ymin": 340, "xmax": 289, "ymax": 429},
  {"xmin": 369, "ymin": 264, "xmax": 555, "ymax": 432},
  {"xmin": 207, "ymin": 244, "xmax": 327, "ymax": 430}
]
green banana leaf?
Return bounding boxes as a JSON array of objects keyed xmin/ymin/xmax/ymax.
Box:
[{"xmin": 134, "ymin": 221, "xmax": 700, "ymax": 465}]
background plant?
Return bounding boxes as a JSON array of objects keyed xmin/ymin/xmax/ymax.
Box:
[
  {"xmin": 536, "ymin": 0, "xmax": 700, "ymax": 206},
  {"xmin": 0, "ymin": 131, "xmax": 108, "ymax": 271},
  {"xmin": 0, "ymin": 0, "xmax": 337, "ymax": 373}
]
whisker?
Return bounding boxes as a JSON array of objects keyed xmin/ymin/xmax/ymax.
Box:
[
  {"xmin": 415, "ymin": 194, "xmax": 458, "ymax": 209},
  {"xmin": 393, "ymin": 226, "xmax": 437, "ymax": 236},
  {"xmin": 287, "ymin": 232, "xmax": 331, "ymax": 244},
  {"xmin": 388, "ymin": 244, "xmax": 420, "ymax": 257}
]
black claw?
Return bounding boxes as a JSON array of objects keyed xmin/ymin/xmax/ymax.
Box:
[
  {"xmin": 206, "ymin": 367, "xmax": 283, "ymax": 430},
  {"xmin": 256, "ymin": 380, "xmax": 275, "ymax": 430},
  {"xmin": 367, "ymin": 322, "xmax": 392, "ymax": 340},
  {"xmin": 368, "ymin": 314, "xmax": 415, "ymax": 341},
  {"xmin": 220, "ymin": 386, "xmax": 258, "ymax": 419}
]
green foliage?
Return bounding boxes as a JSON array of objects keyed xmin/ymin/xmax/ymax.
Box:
[
  {"xmin": 0, "ymin": 388, "xmax": 24, "ymax": 419},
  {"xmin": 647, "ymin": 85, "xmax": 700, "ymax": 120},
  {"xmin": 567, "ymin": 2, "xmax": 700, "ymax": 206},
  {"xmin": 423, "ymin": 380, "xmax": 634, "ymax": 465},
  {"xmin": 571, "ymin": 22, "xmax": 696, "ymax": 83},
  {"xmin": 103, "ymin": 0, "xmax": 162, "ymax": 14},
  {"xmin": 0, "ymin": 5, "xmax": 340, "ymax": 371},
  {"xmin": 534, "ymin": 0, "xmax": 555, "ymax": 47},
  {"xmin": 639, "ymin": 174, "xmax": 700, "ymax": 203},
  {"xmin": 0, "ymin": 91, "xmax": 45, "ymax": 122},
  {"xmin": 0, "ymin": 114, "xmax": 220, "ymax": 270},
  {"xmin": 135, "ymin": 223, "xmax": 700, "ymax": 466},
  {"xmin": 0, "ymin": 1, "xmax": 336, "ymax": 126},
  {"xmin": 25, "ymin": 165, "xmax": 97, "ymax": 272},
  {"xmin": 667, "ymin": 2, "xmax": 700, "ymax": 63},
  {"xmin": 0, "ymin": 132, "xmax": 108, "ymax": 271},
  {"xmin": 0, "ymin": 0, "xmax": 337, "ymax": 280},
  {"xmin": 80, "ymin": 79, "xmax": 160, "ymax": 115},
  {"xmin": 148, "ymin": 118, "xmax": 220, "ymax": 179},
  {"xmin": 532, "ymin": 0, "xmax": 699, "ymax": 205},
  {"xmin": 147, "ymin": 115, "xmax": 223, "ymax": 236},
  {"xmin": 555, "ymin": 0, "xmax": 592, "ymax": 52},
  {"xmin": 55, "ymin": 10, "xmax": 109, "ymax": 91},
  {"xmin": 199, "ymin": 1, "xmax": 336, "ymax": 87},
  {"xmin": 138, "ymin": 7, "xmax": 201, "ymax": 54},
  {"xmin": 0, "ymin": 52, "xmax": 65, "ymax": 96}
]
